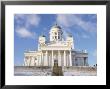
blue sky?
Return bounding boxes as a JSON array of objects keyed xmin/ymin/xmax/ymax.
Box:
[{"xmin": 14, "ymin": 14, "xmax": 97, "ymax": 66}]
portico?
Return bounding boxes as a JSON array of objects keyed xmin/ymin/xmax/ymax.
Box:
[{"xmin": 40, "ymin": 50, "xmax": 72, "ymax": 67}]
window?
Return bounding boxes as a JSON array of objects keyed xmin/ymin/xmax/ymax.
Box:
[
  {"xmin": 58, "ymin": 36, "xmax": 60, "ymax": 39},
  {"xmin": 55, "ymin": 32, "xmax": 57, "ymax": 35},
  {"xmin": 75, "ymin": 59, "xmax": 78, "ymax": 66},
  {"xmin": 35, "ymin": 58, "xmax": 37, "ymax": 60}
]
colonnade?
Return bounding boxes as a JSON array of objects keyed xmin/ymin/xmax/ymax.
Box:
[
  {"xmin": 24, "ymin": 50, "xmax": 88, "ymax": 67},
  {"xmin": 24, "ymin": 50, "xmax": 72, "ymax": 67},
  {"xmin": 41, "ymin": 50, "xmax": 72, "ymax": 67}
]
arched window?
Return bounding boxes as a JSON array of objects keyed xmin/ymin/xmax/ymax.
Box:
[{"xmin": 55, "ymin": 32, "xmax": 57, "ymax": 35}]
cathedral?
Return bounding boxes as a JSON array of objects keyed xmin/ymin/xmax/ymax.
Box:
[{"xmin": 24, "ymin": 24, "xmax": 88, "ymax": 67}]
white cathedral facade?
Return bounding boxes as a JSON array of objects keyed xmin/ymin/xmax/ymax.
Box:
[{"xmin": 24, "ymin": 24, "xmax": 88, "ymax": 67}]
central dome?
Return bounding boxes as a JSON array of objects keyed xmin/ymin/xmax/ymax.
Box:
[
  {"xmin": 51, "ymin": 24, "xmax": 61, "ymax": 29},
  {"xmin": 49, "ymin": 24, "xmax": 63, "ymax": 42},
  {"xmin": 51, "ymin": 24, "xmax": 62, "ymax": 32}
]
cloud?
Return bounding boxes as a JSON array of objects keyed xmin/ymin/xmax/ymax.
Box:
[
  {"xmin": 56, "ymin": 14, "xmax": 97, "ymax": 40},
  {"xmin": 56, "ymin": 14, "xmax": 72, "ymax": 27},
  {"xmin": 56, "ymin": 14, "xmax": 96, "ymax": 33},
  {"xmin": 15, "ymin": 14, "xmax": 25, "ymax": 20},
  {"xmin": 15, "ymin": 14, "xmax": 40, "ymax": 39},
  {"xmin": 15, "ymin": 14, "xmax": 40, "ymax": 28},
  {"xmin": 26, "ymin": 14, "xmax": 40, "ymax": 27},
  {"xmin": 82, "ymin": 34, "xmax": 90, "ymax": 39},
  {"xmin": 16, "ymin": 27, "xmax": 36, "ymax": 39}
]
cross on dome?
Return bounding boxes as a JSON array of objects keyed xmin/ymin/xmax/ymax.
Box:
[{"xmin": 51, "ymin": 23, "xmax": 62, "ymax": 29}]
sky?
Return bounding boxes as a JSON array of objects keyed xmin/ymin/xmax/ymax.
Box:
[{"xmin": 14, "ymin": 14, "xmax": 97, "ymax": 66}]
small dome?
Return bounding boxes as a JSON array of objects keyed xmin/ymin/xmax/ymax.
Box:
[
  {"xmin": 40, "ymin": 35, "xmax": 45, "ymax": 37},
  {"xmin": 67, "ymin": 33, "xmax": 72, "ymax": 37}
]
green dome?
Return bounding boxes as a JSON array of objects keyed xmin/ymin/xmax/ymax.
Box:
[
  {"xmin": 67, "ymin": 33, "xmax": 72, "ymax": 37},
  {"xmin": 51, "ymin": 24, "xmax": 61, "ymax": 29}
]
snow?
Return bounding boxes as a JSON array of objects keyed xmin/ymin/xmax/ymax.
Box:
[
  {"xmin": 14, "ymin": 66, "xmax": 97, "ymax": 76},
  {"xmin": 14, "ymin": 67, "xmax": 52, "ymax": 76},
  {"xmin": 64, "ymin": 71, "xmax": 96, "ymax": 76}
]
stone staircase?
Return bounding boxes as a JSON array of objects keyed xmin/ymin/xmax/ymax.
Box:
[{"xmin": 52, "ymin": 60, "xmax": 63, "ymax": 76}]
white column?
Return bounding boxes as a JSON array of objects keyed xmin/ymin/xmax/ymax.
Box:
[
  {"xmin": 67, "ymin": 53, "xmax": 69, "ymax": 67},
  {"xmin": 26, "ymin": 56, "xmax": 28, "ymax": 66},
  {"xmin": 52, "ymin": 50, "xmax": 54, "ymax": 66},
  {"xmin": 44, "ymin": 50, "xmax": 48, "ymax": 66},
  {"xmin": 28, "ymin": 56, "xmax": 30, "ymax": 66},
  {"xmin": 58, "ymin": 50, "xmax": 61, "ymax": 66},
  {"xmin": 48, "ymin": 54, "xmax": 50, "ymax": 66},
  {"xmin": 61, "ymin": 53, "xmax": 63, "ymax": 66},
  {"xmin": 60, "ymin": 51, "xmax": 62, "ymax": 66},
  {"xmin": 64, "ymin": 50, "xmax": 66, "ymax": 66},
  {"xmin": 24, "ymin": 56, "xmax": 26, "ymax": 66},
  {"xmin": 40, "ymin": 54, "xmax": 42, "ymax": 66},
  {"xmin": 41, "ymin": 52, "xmax": 44, "ymax": 66},
  {"xmin": 31, "ymin": 57, "xmax": 35, "ymax": 66},
  {"xmin": 29, "ymin": 56, "xmax": 31, "ymax": 66},
  {"xmin": 38, "ymin": 56, "xmax": 39, "ymax": 66},
  {"xmin": 69, "ymin": 50, "xmax": 72, "ymax": 66},
  {"xmin": 47, "ymin": 51, "xmax": 49, "ymax": 66},
  {"xmin": 37, "ymin": 56, "xmax": 39, "ymax": 66}
]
